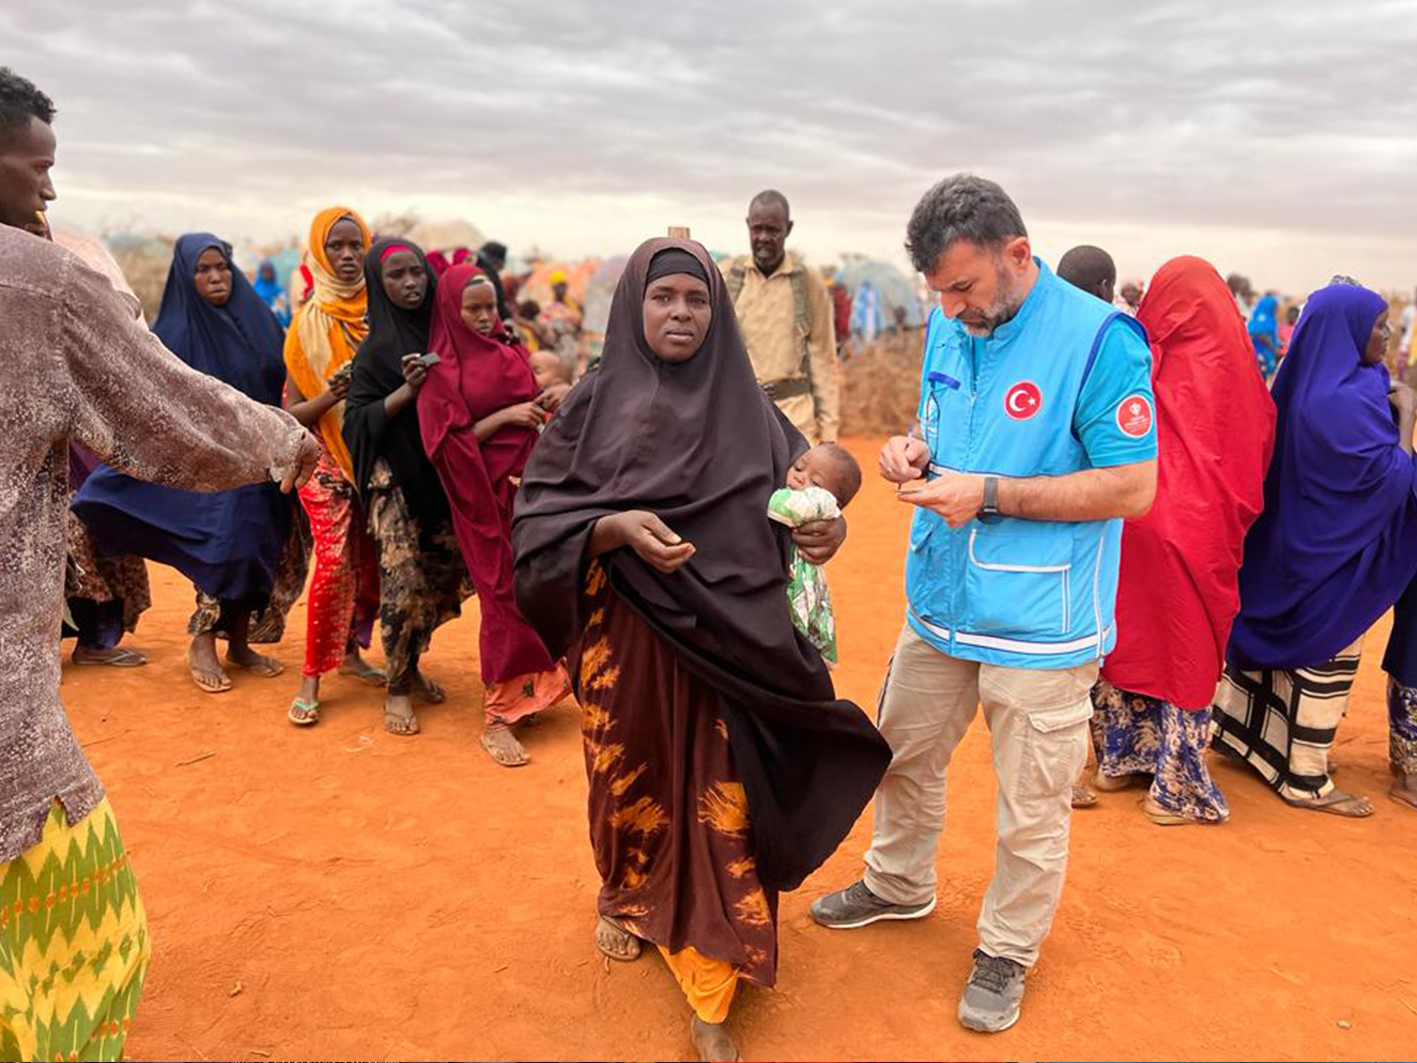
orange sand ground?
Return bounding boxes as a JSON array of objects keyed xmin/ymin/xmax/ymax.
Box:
[{"xmin": 61, "ymin": 438, "xmax": 1417, "ymax": 1062}]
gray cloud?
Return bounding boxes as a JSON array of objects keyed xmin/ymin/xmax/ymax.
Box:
[{"xmin": 6, "ymin": 0, "xmax": 1416, "ymax": 288}]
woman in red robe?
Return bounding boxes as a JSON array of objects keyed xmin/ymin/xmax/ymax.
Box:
[
  {"xmin": 418, "ymin": 264, "xmax": 571, "ymax": 766},
  {"xmin": 1088, "ymin": 256, "xmax": 1276, "ymax": 824}
]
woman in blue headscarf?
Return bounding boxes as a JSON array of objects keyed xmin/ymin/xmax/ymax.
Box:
[
  {"xmin": 253, "ymin": 258, "xmax": 291, "ymax": 327},
  {"xmin": 1248, "ymin": 293, "xmax": 1281, "ymax": 380},
  {"xmin": 1213, "ymin": 283, "xmax": 1417, "ymax": 816},
  {"xmin": 74, "ymin": 234, "xmax": 303, "ymax": 693}
]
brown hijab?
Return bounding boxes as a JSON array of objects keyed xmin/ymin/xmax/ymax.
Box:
[{"xmin": 512, "ymin": 237, "xmax": 890, "ymax": 891}]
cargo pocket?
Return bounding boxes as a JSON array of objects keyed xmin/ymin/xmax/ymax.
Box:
[{"xmin": 1019, "ymin": 698, "xmax": 1093, "ymax": 802}]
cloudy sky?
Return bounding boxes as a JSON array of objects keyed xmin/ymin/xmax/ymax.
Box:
[{"xmin": 7, "ymin": 0, "xmax": 1416, "ymax": 292}]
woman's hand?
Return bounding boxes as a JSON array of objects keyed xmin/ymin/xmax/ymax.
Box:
[
  {"xmin": 501, "ymin": 401, "xmax": 548, "ymax": 431},
  {"xmin": 536, "ymin": 383, "xmax": 572, "ymax": 413},
  {"xmin": 401, "ymin": 353, "xmax": 430, "ymax": 392},
  {"xmin": 792, "ymin": 515, "xmax": 847, "ymax": 566},
  {"xmin": 328, "ymin": 367, "xmax": 352, "ymax": 401},
  {"xmin": 595, "ymin": 511, "xmax": 695, "ymax": 573}
]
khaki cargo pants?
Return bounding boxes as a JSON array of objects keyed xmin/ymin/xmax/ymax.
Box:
[{"xmin": 863, "ymin": 623, "xmax": 1096, "ymax": 967}]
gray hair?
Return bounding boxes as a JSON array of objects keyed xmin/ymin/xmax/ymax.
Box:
[{"xmin": 904, "ymin": 174, "xmax": 1027, "ymax": 275}]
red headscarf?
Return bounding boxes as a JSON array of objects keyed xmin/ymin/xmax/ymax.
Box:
[
  {"xmin": 417, "ymin": 263, "xmax": 552, "ymax": 683},
  {"xmin": 1102, "ymin": 256, "xmax": 1276, "ymax": 708}
]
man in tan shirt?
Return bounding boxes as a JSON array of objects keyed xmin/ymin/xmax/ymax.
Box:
[{"xmin": 725, "ymin": 190, "xmax": 840, "ymax": 444}]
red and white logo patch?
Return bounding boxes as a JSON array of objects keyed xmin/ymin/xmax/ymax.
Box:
[
  {"xmin": 1116, "ymin": 393, "xmax": 1154, "ymax": 437},
  {"xmin": 1004, "ymin": 381, "xmax": 1043, "ymax": 421}
]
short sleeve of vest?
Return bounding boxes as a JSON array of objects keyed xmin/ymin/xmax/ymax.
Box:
[{"xmin": 1072, "ymin": 317, "xmax": 1157, "ymax": 468}]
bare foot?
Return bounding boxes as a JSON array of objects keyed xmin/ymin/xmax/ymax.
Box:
[
  {"xmin": 187, "ymin": 636, "xmax": 232, "ymax": 694},
  {"xmin": 1389, "ymin": 772, "xmax": 1417, "ymax": 811},
  {"xmin": 690, "ymin": 1016, "xmax": 740, "ymax": 1063},
  {"xmin": 481, "ymin": 722, "xmax": 529, "ymax": 767},
  {"xmin": 227, "ymin": 645, "xmax": 285, "ymax": 678},
  {"xmin": 72, "ymin": 645, "xmax": 147, "ymax": 667},
  {"xmin": 383, "ymin": 694, "xmax": 420, "ymax": 736},
  {"xmin": 1282, "ymin": 788, "xmax": 1374, "ymax": 817},
  {"xmin": 594, "ymin": 915, "xmax": 641, "ymax": 962}
]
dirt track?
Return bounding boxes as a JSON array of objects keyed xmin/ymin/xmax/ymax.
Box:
[{"xmin": 62, "ymin": 438, "xmax": 1417, "ymax": 1062}]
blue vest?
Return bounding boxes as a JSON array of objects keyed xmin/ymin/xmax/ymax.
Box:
[{"xmin": 906, "ymin": 263, "xmax": 1147, "ymax": 670}]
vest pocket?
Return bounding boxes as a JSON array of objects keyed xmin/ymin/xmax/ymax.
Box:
[{"xmin": 965, "ymin": 525, "xmax": 1072, "ymax": 638}]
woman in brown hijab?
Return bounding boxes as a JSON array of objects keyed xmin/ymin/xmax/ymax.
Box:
[{"xmin": 514, "ymin": 238, "xmax": 890, "ymax": 1062}]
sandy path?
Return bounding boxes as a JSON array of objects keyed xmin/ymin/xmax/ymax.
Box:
[{"xmin": 60, "ymin": 438, "xmax": 1417, "ymax": 1061}]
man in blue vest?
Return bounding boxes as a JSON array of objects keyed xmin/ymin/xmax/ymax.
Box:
[{"xmin": 811, "ymin": 175, "xmax": 1158, "ymax": 1033}]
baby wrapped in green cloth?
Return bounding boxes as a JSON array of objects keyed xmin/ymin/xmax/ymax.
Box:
[{"xmin": 767, "ymin": 443, "xmax": 862, "ymax": 666}]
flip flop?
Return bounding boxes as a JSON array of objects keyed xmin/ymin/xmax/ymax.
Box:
[
  {"xmin": 1141, "ymin": 795, "xmax": 1193, "ymax": 826},
  {"xmin": 1281, "ymin": 789, "xmax": 1373, "ymax": 817},
  {"xmin": 594, "ymin": 915, "xmax": 642, "ymax": 962},
  {"xmin": 338, "ymin": 662, "xmax": 387, "ymax": 686},
  {"xmin": 481, "ymin": 725, "xmax": 529, "ymax": 768},
  {"xmin": 230, "ymin": 653, "xmax": 285, "ymax": 678},
  {"xmin": 72, "ymin": 646, "xmax": 148, "ymax": 668},
  {"xmin": 187, "ymin": 647, "xmax": 233, "ymax": 694},
  {"xmin": 288, "ymin": 697, "xmax": 320, "ymax": 726},
  {"xmin": 414, "ymin": 674, "xmax": 447, "ymax": 704},
  {"xmin": 1388, "ymin": 784, "xmax": 1417, "ymax": 811},
  {"xmin": 384, "ymin": 702, "xmax": 421, "ymax": 736},
  {"xmin": 1093, "ymin": 770, "xmax": 1144, "ymax": 793}
]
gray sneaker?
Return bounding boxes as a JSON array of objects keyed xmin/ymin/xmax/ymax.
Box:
[
  {"xmin": 957, "ymin": 949, "xmax": 1026, "ymax": 1033},
  {"xmin": 809, "ymin": 879, "xmax": 937, "ymax": 929}
]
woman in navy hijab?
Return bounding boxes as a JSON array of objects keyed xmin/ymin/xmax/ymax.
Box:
[
  {"xmin": 74, "ymin": 234, "xmax": 301, "ymax": 693},
  {"xmin": 1213, "ymin": 282, "xmax": 1417, "ymax": 816}
]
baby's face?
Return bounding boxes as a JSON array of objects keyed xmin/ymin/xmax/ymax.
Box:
[
  {"xmin": 787, "ymin": 446, "xmax": 847, "ymax": 502},
  {"xmin": 530, "ymin": 354, "xmax": 566, "ymax": 390}
]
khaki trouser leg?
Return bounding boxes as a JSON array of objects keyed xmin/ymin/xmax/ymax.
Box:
[
  {"xmin": 975, "ymin": 661, "xmax": 1096, "ymax": 966},
  {"xmin": 863, "ymin": 624, "xmax": 981, "ymax": 906}
]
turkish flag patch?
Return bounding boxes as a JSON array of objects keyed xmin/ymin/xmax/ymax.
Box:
[
  {"xmin": 1003, "ymin": 381, "xmax": 1043, "ymax": 421},
  {"xmin": 1115, "ymin": 393, "xmax": 1154, "ymax": 437}
]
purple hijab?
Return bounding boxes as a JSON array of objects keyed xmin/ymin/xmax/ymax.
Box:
[{"xmin": 1228, "ymin": 283, "xmax": 1417, "ymax": 669}]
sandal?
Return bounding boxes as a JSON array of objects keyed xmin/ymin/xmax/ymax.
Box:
[
  {"xmin": 481, "ymin": 723, "xmax": 529, "ymax": 767},
  {"xmin": 594, "ymin": 915, "xmax": 642, "ymax": 962},
  {"xmin": 338, "ymin": 661, "xmax": 387, "ymax": 687},
  {"xmin": 1071, "ymin": 783, "xmax": 1098, "ymax": 808},
  {"xmin": 288, "ymin": 697, "xmax": 320, "ymax": 726},
  {"xmin": 72, "ymin": 646, "xmax": 148, "ymax": 668},
  {"xmin": 1280, "ymin": 788, "xmax": 1373, "ymax": 817},
  {"xmin": 1141, "ymin": 795, "xmax": 1193, "ymax": 826},
  {"xmin": 229, "ymin": 651, "xmax": 285, "ymax": 678},
  {"xmin": 383, "ymin": 699, "xmax": 420, "ymax": 736},
  {"xmin": 1389, "ymin": 783, "xmax": 1417, "ymax": 811},
  {"xmin": 414, "ymin": 673, "xmax": 447, "ymax": 705},
  {"xmin": 187, "ymin": 646, "xmax": 232, "ymax": 694},
  {"xmin": 1093, "ymin": 770, "xmax": 1144, "ymax": 793}
]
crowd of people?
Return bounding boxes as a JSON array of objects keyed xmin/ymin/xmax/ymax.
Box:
[{"xmin": 3, "ymin": 63, "xmax": 1417, "ymax": 1063}]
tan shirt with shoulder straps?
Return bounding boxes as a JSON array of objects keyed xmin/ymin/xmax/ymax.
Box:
[{"xmin": 724, "ymin": 252, "xmax": 840, "ymax": 445}]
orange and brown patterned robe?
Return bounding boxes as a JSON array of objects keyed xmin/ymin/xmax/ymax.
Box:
[{"xmin": 568, "ymin": 562, "xmax": 779, "ymax": 988}]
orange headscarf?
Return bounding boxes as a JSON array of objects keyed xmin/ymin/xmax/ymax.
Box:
[{"xmin": 284, "ymin": 206, "xmax": 371, "ymax": 479}]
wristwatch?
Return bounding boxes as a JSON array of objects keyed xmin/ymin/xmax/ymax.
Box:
[{"xmin": 978, "ymin": 476, "xmax": 1002, "ymax": 524}]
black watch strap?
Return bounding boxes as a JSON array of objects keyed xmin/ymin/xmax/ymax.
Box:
[{"xmin": 980, "ymin": 476, "xmax": 1001, "ymax": 522}]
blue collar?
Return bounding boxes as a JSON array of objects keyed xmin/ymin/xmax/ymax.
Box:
[{"xmin": 982, "ymin": 257, "xmax": 1050, "ymax": 347}]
